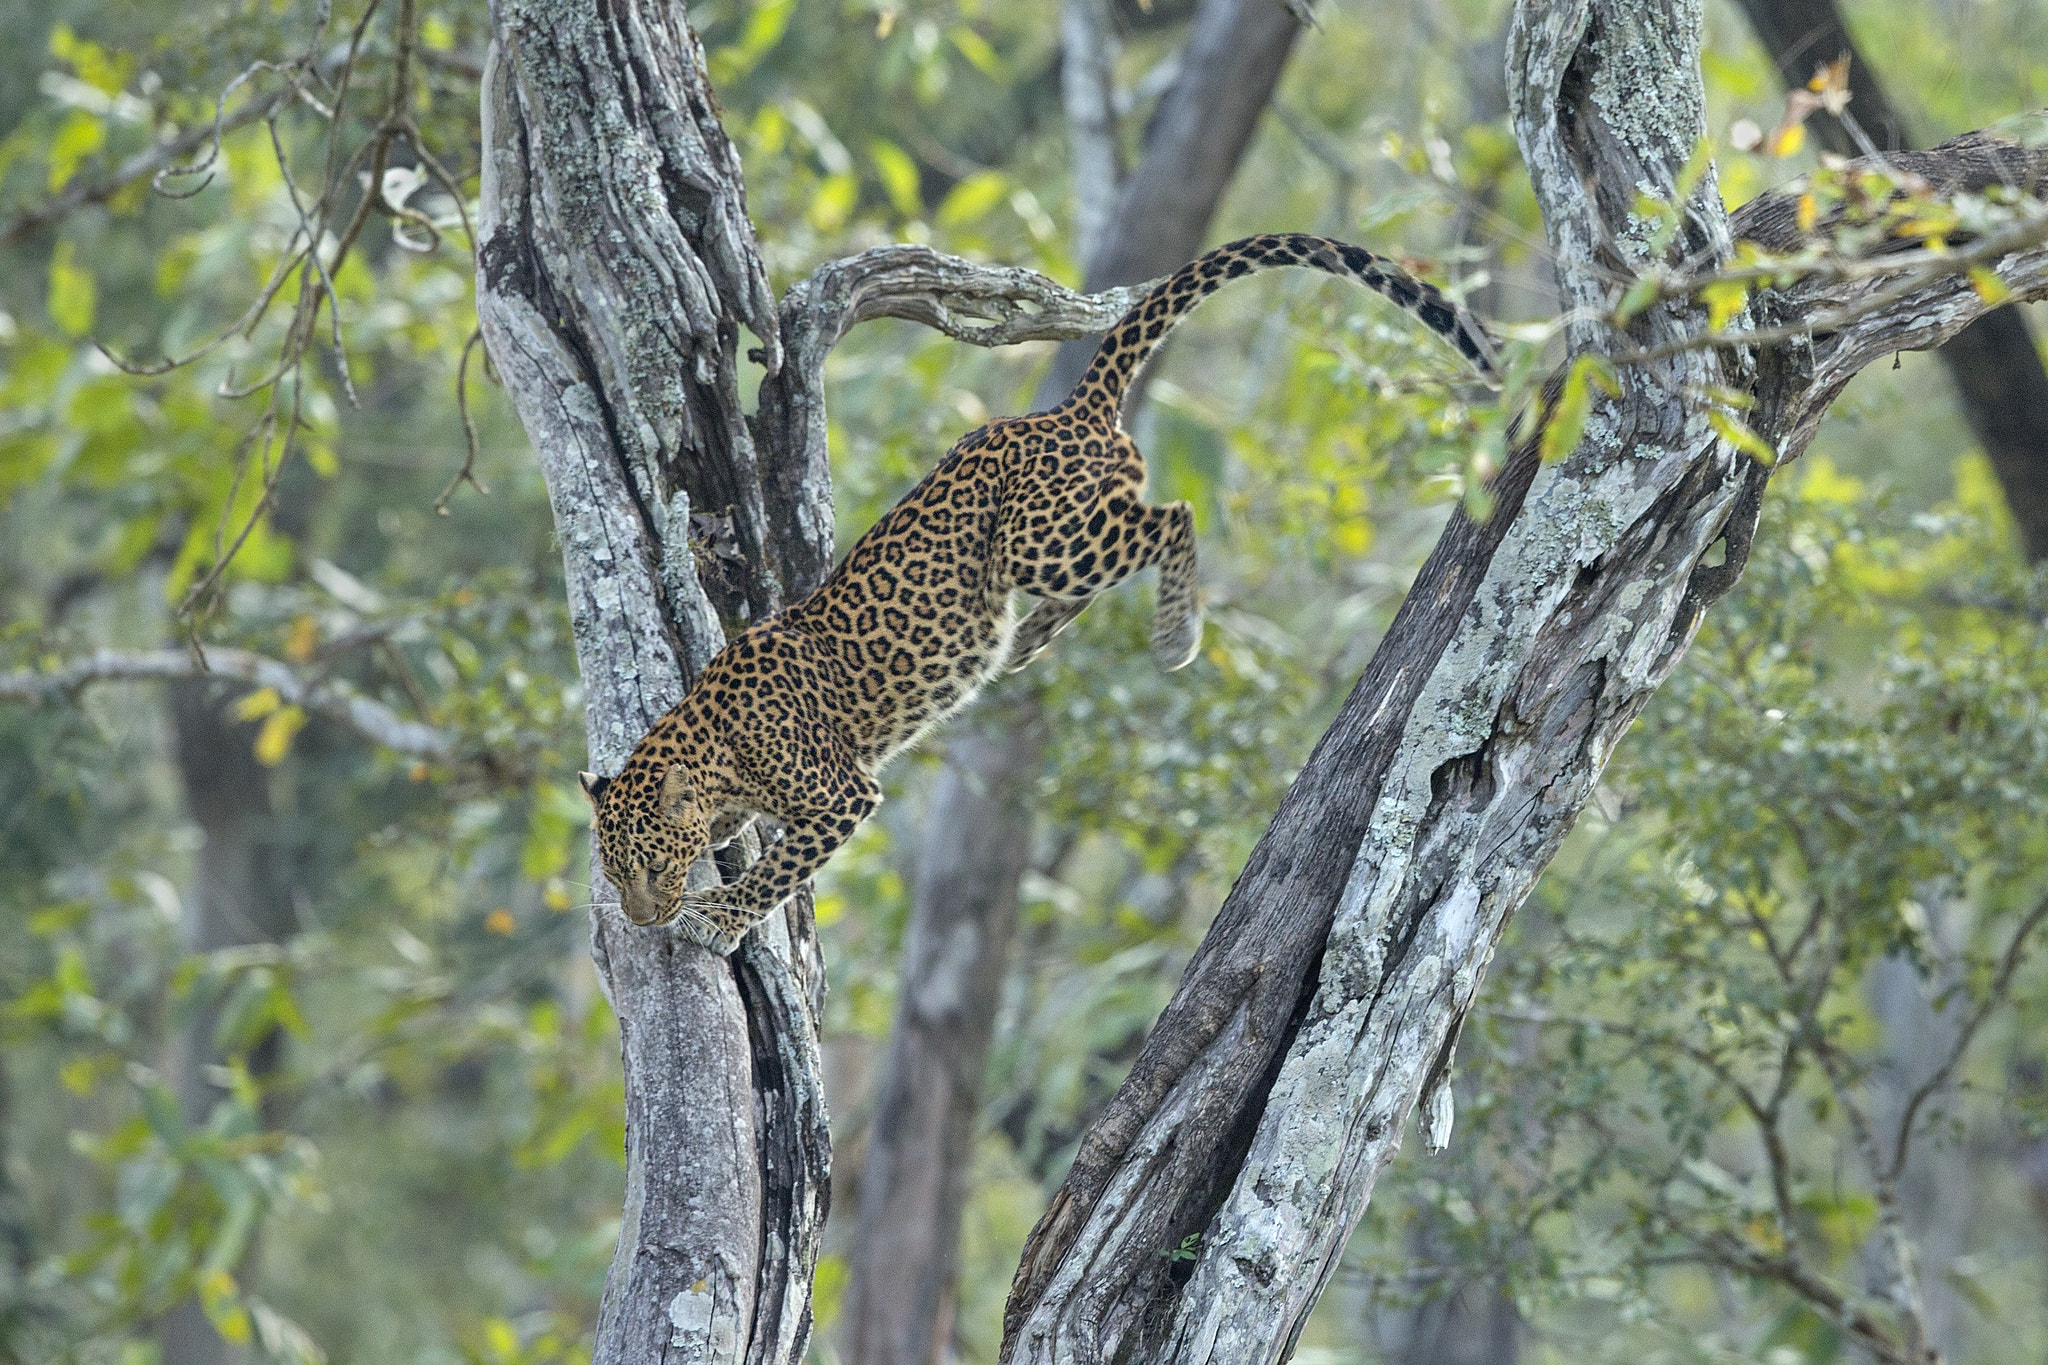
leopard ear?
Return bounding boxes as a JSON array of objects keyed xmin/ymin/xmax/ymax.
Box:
[
  {"xmin": 577, "ymin": 771, "xmax": 611, "ymax": 808},
  {"xmin": 659, "ymin": 763, "xmax": 697, "ymax": 817}
]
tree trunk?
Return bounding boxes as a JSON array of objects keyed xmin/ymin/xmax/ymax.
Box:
[
  {"xmin": 157, "ymin": 680, "xmax": 298, "ymax": 1365},
  {"xmin": 1000, "ymin": 0, "xmax": 2048, "ymax": 1356},
  {"xmin": 842, "ymin": 1, "xmax": 1303, "ymax": 1357},
  {"xmin": 1730, "ymin": 0, "xmax": 2048, "ymax": 563},
  {"xmin": 841, "ymin": 710, "xmax": 1043, "ymax": 1365},
  {"xmin": 476, "ymin": 4, "xmax": 824, "ymax": 1359},
  {"xmin": 476, "ymin": 4, "xmax": 1192, "ymax": 1361}
]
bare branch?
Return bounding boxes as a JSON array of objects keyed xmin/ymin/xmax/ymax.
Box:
[
  {"xmin": 1697, "ymin": 1231, "xmax": 1910, "ymax": 1364},
  {"xmin": 0, "ymin": 648, "xmax": 452, "ymax": 759},
  {"xmin": 784, "ymin": 244, "xmax": 1158, "ymax": 355},
  {"xmin": 0, "ymin": 86, "xmax": 297, "ymax": 249},
  {"xmin": 1885, "ymin": 892, "xmax": 2048, "ymax": 1183}
]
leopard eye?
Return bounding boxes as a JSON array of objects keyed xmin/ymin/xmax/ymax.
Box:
[{"xmin": 647, "ymin": 856, "xmax": 672, "ymax": 875}]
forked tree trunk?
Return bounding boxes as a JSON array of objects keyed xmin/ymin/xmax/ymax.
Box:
[{"xmin": 473, "ymin": 0, "xmax": 2048, "ymax": 1359}]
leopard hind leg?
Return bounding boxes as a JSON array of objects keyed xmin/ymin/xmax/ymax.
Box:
[
  {"xmin": 1144, "ymin": 500, "xmax": 1202, "ymax": 670},
  {"xmin": 1005, "ymin": 596, "xmax": 1090, "ymax": 673}
]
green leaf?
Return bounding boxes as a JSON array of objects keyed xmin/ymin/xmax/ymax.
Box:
[
  {"xmin": 708, "ymin": 0, "xmax": 795, "ymax": 84},
  {"xmin": 1614, "ymin": 274, "xmax": 1661, "ymax": 324},
  {"xmin": 807, "ymin": 171, "xmax": 859, "ymax": 233},
  {"xmin": 936, "ymin": 170, "xmax": 1009, "ymax": 228},
  {"xmin": 47, "ymin": 241, "xmax": 97, "ymax": 337},
  {"xmin": 47, "ymin": 110, "xmax": 107, "ymax": 193},
  {"xmin": 1540, "ymin": 354, "xmax": 1620, "ymax": 465},
  {"xmin": 868, "ymin": 139, "xmax": 922, "ymax": 217},
  {"xmin": 948, "ymin": 25, "xmax": 1004, "ymax": 80}
]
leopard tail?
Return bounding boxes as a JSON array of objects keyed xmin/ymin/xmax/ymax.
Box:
[{"xmin": 1062, "ymin": 232, "xmax": 1498, "ymax": 424}]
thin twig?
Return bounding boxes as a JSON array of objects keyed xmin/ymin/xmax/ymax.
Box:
[{"xmin": 435, "ymin": 328, "xmax": 492, "ymax": 514}]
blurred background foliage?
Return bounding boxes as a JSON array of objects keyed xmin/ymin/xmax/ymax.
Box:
[{"xmin": 1, "ymin": 0, "xmax": 2046, "ymax": 1362}]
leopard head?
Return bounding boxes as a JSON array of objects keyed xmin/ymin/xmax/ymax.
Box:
[{"xmin": 579, "ymin": 761, "xmax": 712, "ymax": 927}]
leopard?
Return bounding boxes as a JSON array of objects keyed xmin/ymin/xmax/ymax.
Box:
[{"xmin": 578, "ymin": 232, "xmax": 1498, "ymax": 954}]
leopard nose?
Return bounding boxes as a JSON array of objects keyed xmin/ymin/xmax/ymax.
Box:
[{"xmin": 619, "ymin": 884, "xmax": 664, "ymax": 926}]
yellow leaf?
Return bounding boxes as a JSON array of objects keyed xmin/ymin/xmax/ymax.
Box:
[
  {"xmin": 198, "ymin": 1269, "xmax": 252, "ymax": 1345},
  {"xmin": 232, "ymin": 686, "xmax": 283, "ymax": 721},
  {"xmin": 807, "ymin": 171, "xmax": 858, "ymax": 233},
  {"xmin": 544, "ymin": 881, "xmax": 572, "ymax": 911},
  {"xmin": 485, "ymin": 908, "xmax": 516, "ymax": 936},
  {"xmin": 253, "ymin": 705, "xmax": 307, "ymax": 766},
  {"xmin": 1795, "ymin": 192, "xmax": 1818, "ymax": 232},
  {"xmin": 420, "ymin": 14, "xmax": 455, "ymax": 49},
  {"xmin": 1701, "ymin": 278, "xmax": 1749, "ymax": 331},
  {"xmin": 1766, "ymin": 121, "xmax": 1806, "ymax": 159},
  {"xmin": 1968, "ymin": 267, "xmax": 2011, "ymax": 305},
  {"xmin": 59, "ymin": 1057, "xmax": 97, "ymax": 1095},
  {"xmin": 936, "ymin": 170, "xmax": 1009, "ymax": 228},
  {"xmin": 482, "ymin": 1317, "xmax": 519, "ymax": 1362},
  {"xmin": 284, "ymin": 615, "xmax": 320, "ymax": 663},
  {"xmin": 1707, "ymin": 409, "xmax": 1778, "ymax": 466}
]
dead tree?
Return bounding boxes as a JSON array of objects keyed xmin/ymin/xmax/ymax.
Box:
[{"xmin": 472, "ymin": 0, "xmax": 2048, "ymax": 1360}]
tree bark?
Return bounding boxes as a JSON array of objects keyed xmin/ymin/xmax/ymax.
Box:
[
  {"xmin": 844, "ymin": 2, "xmax": 1303, "ymax": 1357},
  {"xmin": 157, "ymin": 681, "xmax": 297, "ymax": 1365},
  {"xmin": 1730, "ymin": 0, "xmax": 2048, "ymax": 563},
  {"xmin": 999, "ymin": 0, "xmax": 2048, "ymax": 1355},
  {"xmin": 841, "ymin": 709, "xmax": 1043, "ymax": 1365}
]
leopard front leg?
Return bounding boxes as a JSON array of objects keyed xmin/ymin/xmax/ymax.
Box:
[{"xmin": 672, "ymin": 771, "xmax": 881, "ymax": 955}]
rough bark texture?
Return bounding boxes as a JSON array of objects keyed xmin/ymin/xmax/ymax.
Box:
[
  {"xmin": 842, "ymin": 710, "xmax": 1044, "ymax": 1365},
  {"xmin": 846, "ymin": 1, "xmax": 1303, "ymax": 1356},
  {"xmin": 999, "ymin": 0, "xmax": 2048, "ymax": 1356},
  {"xmin": 1731, "ymin": 0, "xmax": 2048, "ymax": 563}
]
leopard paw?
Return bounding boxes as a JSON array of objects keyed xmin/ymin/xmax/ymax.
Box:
[
  {"xmin": 671, "ymin": 893, "xmax": 749, "ymax": 957},
  {"xmin": 1151, "ymin": 608, "xmax": 1203, "ymax": 671}
]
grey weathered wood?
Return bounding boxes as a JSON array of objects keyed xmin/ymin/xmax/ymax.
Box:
[
  {"xmin": 1000, "ymin": 0, "xmax": 2048, "ymax": 1357},
  {"xmin": 474, "ymin": 2, "xmax": 825, "ymax": 1357}
]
